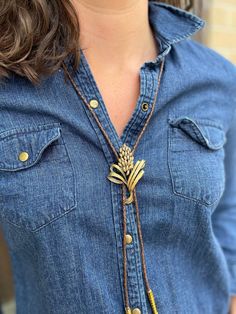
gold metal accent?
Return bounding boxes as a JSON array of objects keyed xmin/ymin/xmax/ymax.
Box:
[
  {"xmin": 147, "ymin": 289, "xmax": 158, "ymax": 314},
  {"xmin": 125, "ymin": 307, "xmax": 132, "ymax": 314},
  {"xmin": 132, "ymin": 308, "xmax": 141, "ymax": 314},
  {"xmin": 89, "ymin": 99, "xmax": 99, "ymax": 109},
  {"xmin": 125, "ymin": 234, "xmax": 133, "ymax": 244},
  {"xmin": 141, "ymin": 102, "xmax": 149, "ymax": 111},
  {"xmin": 18, "ymin": 151, "xmax": 29, "ymax": 162},
  {"xmin": 107, "ymin": 143, "xmax": 145, "ymax": 204},
  {"xmin": 62, "ymin": 55, "xmax": 165, "ymax": 314}
]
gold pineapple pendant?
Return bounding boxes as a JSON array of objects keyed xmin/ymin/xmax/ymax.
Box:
[{"xmin": 107, "ymin": 143, "xmax": 145, "ymax": 204}]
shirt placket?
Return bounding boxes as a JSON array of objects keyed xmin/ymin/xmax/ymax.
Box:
[
  {"xmin": 63, "ymin": 51, "xmax": 165, "ymax": 314},
  {"xmin": 125, "ymin": 202, "xmax": 149, "ymax": 312}
]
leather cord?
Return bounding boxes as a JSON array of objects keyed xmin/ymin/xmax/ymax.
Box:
[{"xmin": 62, "ymin": 55, "xmax": 165, "ymax": 313}]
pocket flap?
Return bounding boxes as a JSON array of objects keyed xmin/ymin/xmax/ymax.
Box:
[
  {"xmin": 168, "ymin": 116, "xmax": 226, "ymax": 150},
  {"xmin": 0, "ymin": 123, "xmax": 61, "ymax": 171}
]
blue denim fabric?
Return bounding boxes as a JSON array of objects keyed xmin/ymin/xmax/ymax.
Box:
[{"xmin": 0, "ymin": 1, "xmax": 236, "ymax": 313}]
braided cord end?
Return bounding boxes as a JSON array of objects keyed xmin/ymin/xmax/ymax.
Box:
[
  {"xmin": 125, "ymin": 307, "xmax": 132, "ymax": 314},
  {"xmin": 147, "ymin": 289, "xmax": 159, "ymax": 314}
]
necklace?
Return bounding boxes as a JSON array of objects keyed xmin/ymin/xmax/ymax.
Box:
[{"xmin": 62, "ymin": 55, "xmax": 165, "ymax": 314}]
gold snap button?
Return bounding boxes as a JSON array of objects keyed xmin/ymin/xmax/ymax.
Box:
[
  {"xmin": 132, "ymin": 308, "xmax": 141, "ymax": 314},
  {"xmin": 18, "ymin": 151, "xmax": 29, "ymax": 162},
  {"xmin": 125, "ymin": 234, "xmax": 133, "ymax": 244},
  {"xmin": 89, "ymin": 99, "xmax": 99, "ymax": 109},
  {"xmin": 141, "ymin": 102, "xmax": 149, "ymax": 111}
]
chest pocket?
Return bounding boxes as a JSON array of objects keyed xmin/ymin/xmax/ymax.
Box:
[
  {"xmin": 0, "ymin": 123, "xmax": 76, "ymax": 232},
  {"xmin": 167, "ymin": 116, "xmax": 226, "ymax": 207}
]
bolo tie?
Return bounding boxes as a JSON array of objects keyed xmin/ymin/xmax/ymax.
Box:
[{"xmin": 62, "ymin": 55, "xmax": 165, "ymax": 314}]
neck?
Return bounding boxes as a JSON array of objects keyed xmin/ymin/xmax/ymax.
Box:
[{"xmin": 72, "ymin": 0, "xmax": 159, "ymax": 70}]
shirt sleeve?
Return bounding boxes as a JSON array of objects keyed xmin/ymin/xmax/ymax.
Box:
[{"xmin": 212, "ymin": 106, "xmax": 236, "ymax": 296}]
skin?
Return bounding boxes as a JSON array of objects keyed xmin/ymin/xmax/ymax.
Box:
[
  {"xmin": 231, "ymin": 297, "xmax": 236, "ymax": 314},
  {"xmin": 72, "ymin": 1, "xmax": 236, "ymax": 311},
  {"xmin": 72, "ymin": 0, "xmax": 159, "ymax": 138}
]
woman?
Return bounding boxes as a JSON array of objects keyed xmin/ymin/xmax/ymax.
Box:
[{"xmin": 0, "ymin": 0, "xmax": 235, "ymax": 313}]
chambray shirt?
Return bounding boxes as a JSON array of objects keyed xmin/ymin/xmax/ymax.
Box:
[{"xmin": 0, "ymin": 2, "xmax": 236, "ymax": 314}]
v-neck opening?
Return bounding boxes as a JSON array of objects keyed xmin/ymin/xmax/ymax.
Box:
[{"xmin": 78, "ymin": 48, "xmax": 161, "ymax": 151}]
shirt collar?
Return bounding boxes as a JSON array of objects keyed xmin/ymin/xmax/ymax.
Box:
[
  {"xmin": 145, "ymin": 1, "xmax": 206, "ymax": 66},
  {"xmin": 149, "ymin": 1, "xmax": 205, "ymax": 45}
]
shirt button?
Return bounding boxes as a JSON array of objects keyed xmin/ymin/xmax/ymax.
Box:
[
  {"xmin": 141, "ymin": 102, "xmax": 149, "ymax": 111},
  {"xmin": 125, "ymin": 234, "xmax": 133, "ymax": 244},
  {"xmin": 89, "ymin": 99, "xmax": 99, "ymax": 109},
  {"xmin": 132, "ymin": 308, "xmax": 141, "ymax": 314},
  {"xmin": 18, "ymin": 151, "xmax": 29, "ymax": 162}
]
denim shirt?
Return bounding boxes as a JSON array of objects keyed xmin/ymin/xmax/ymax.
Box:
[{"xmin": 0, "ymin": 2, "xmax": 236, "ymax": 314}]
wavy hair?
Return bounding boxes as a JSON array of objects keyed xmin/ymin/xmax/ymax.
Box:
[{"xmin": 0, "ymin": 1, "xmax": 193, "ymax": 85}]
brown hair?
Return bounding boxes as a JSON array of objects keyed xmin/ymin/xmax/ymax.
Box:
[{"xmin": 0, "ymin": 0, "xmax": 193, "ymax": 85}]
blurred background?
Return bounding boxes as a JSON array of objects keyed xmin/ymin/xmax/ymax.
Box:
[
  {"xmin": 0, "ymin": 1, "xmax": 236, "ymax": 313},
  {"xmin": 195, "ymin": 0, "xmax": 236, "ymax": 64}
]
